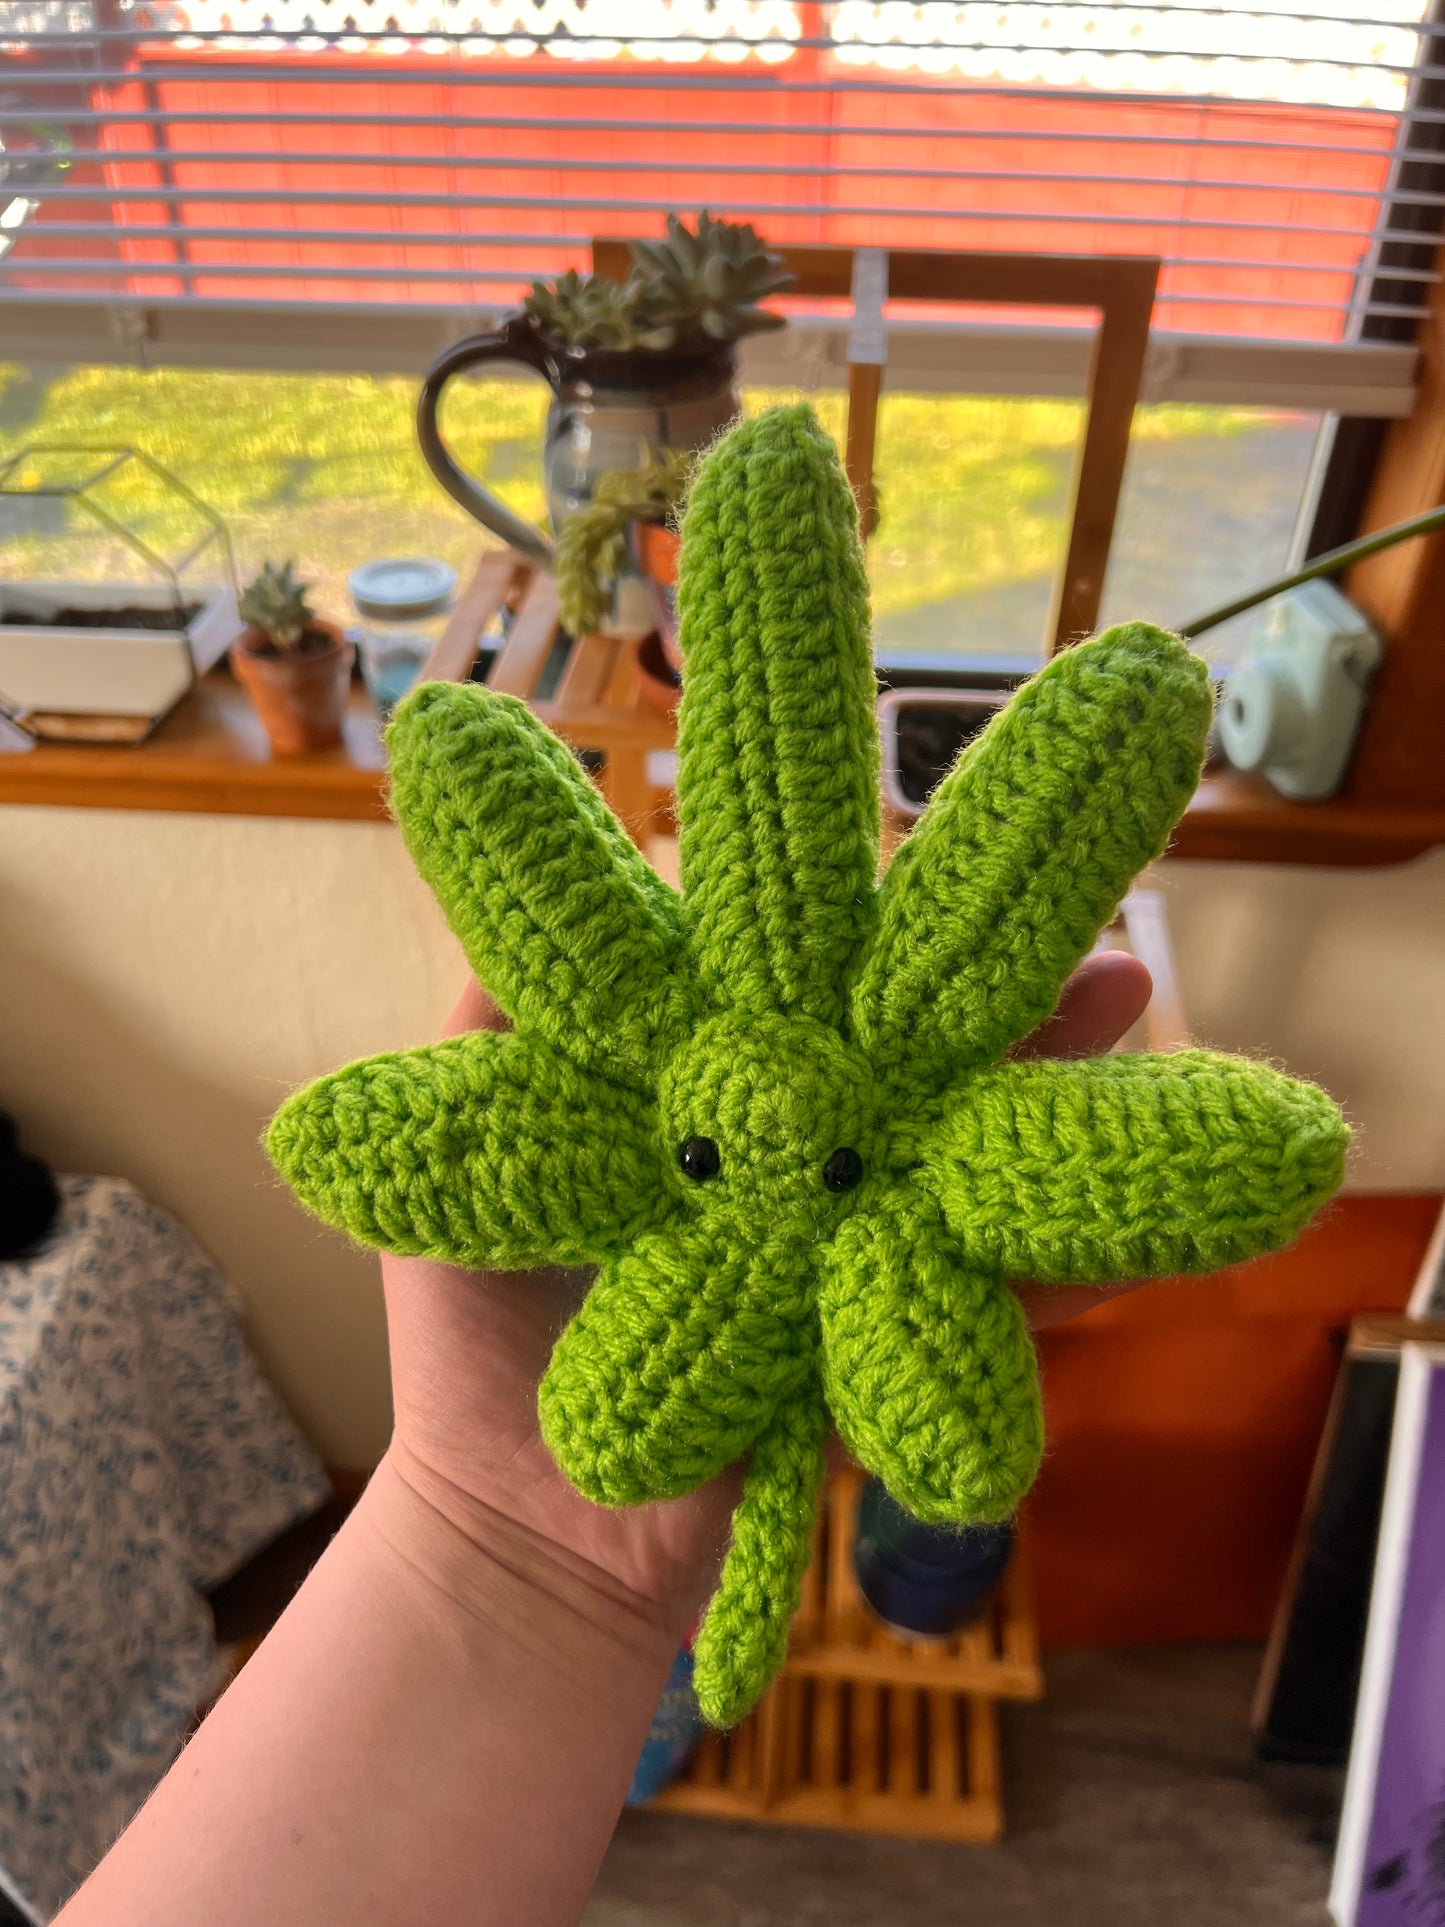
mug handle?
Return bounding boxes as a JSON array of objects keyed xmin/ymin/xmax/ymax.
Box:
[{"xmin": 416, "ymin": 316, "xmax": 559, "ymax": 567}]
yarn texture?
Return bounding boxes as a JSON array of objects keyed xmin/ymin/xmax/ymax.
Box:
[{"xmin": 268, "ymin": 402, "xmax": 1349, "ymax": 1728}]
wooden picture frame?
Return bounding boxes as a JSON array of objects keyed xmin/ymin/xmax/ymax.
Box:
[{"xmin": 594, "ymin": 240, "xmax": 1160, "ymax": 656}]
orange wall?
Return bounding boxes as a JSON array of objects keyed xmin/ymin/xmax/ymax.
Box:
[{"xmin": 1029, "ymin": 1192, "xmax": 1441, "ymax": 1649}]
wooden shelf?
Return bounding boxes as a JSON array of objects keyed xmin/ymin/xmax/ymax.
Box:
[
  {"xmin": 0, "ymin": 669, "xmax": 389, "ymax": 821},
  {"xmin": 877, "ymin": 764, "xmax": 1445, "ymax": 869},
  {"xmin": 3, "ymin": 568, "xmax": 1442, "ymax": 867},
  {"xmin": 1168, "ymin": 765, "xmax": 1445, "ymax": 868}
]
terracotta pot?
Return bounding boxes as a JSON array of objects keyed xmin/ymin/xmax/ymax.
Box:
[
  {"xmin": 633, "ymin": 519, "xmax": 679, "ymax": 588},
  {"xmin": 635, "ymin": 629, "xmax": 681, "ymax": 716},
  {"xmin": 229, "ymin": 621, "xmax": 354, "ymax": 756},
  {"xmin": 630, "ymin": 520, "xmax": 683, "ymax": 674}
]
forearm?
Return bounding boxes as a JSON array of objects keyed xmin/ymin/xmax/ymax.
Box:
[{"xmin": 58, "ymin": 1450, "xmax": 681, "ymax": 1927}]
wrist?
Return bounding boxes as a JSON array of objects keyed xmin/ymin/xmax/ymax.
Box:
[
  {"xmin": 364, "ymin": 1444, "xmax": 686, "ymax": 1687},
  {"xmin": 63, "ymin": 1441, "xmax": 684, "ymax": 1925}
]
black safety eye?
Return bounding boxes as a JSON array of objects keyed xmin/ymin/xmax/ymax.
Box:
[
  {"xmin": 823, "ymin": 1147, "xmax": 864, "ymax": 1193},
  {"xmin": 679, "ymin": 1135, "xmax": 721, "ymax": 1182}
]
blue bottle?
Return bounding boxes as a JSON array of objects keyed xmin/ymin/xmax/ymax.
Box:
[
  {"xmin": 853, "ymin": 1478, "xmax": 1014, "ymax": 1637},
  {"xmin": 626, "ymin": 1647, "xmax": 702, "ymax": 1803}
]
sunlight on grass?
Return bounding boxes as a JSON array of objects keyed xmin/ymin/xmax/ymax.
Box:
[{"xmin": 0, "ymin": 362, "xmax": 1312, "ymax": 658}]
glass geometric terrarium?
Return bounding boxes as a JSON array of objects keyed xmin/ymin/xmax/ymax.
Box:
[{"xmin": 0, "ymin": 445, "xmax": 238, "ymax": 743}]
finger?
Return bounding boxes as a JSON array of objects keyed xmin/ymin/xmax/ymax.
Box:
[
  {"xmin": 443, "ymin": 978, "xmax": 510, "ymax": 1039},
  {"xmin": 1011, "ymin": 949, "xmax": 1152, "ymax": 1063},
  {"xmin": 1012, "ymin": 951, "xmax": 1154, "ymax": 1329}
]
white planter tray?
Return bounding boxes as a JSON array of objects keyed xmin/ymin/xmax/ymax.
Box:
[{"xmin": 0, "ymin": 579, "xmax": 238, "ymax": 743}]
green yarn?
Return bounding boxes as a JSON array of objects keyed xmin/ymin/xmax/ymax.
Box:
[
  {"xmin": 692, "ymin": 1392, "xmax": 828, "ymax": 1715},
  {"xmin": 854, "ymin": 620, "xmax": 1215, "ymax": 1072},
  {"xmin": 267, "ymin": 401, "xmax": 1349, "ymax": 1730},
  {"xmin": 675, "ymin": 406, "xmax": 879, "ymax": 1026}
]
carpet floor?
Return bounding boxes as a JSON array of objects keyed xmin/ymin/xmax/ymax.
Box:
[{"xmin": 586, "ymin": 1645, "xmax": 1344, "ymax": 1927}]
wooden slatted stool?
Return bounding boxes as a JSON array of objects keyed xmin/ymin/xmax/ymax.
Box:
[
  {"xmin": 420, "ymin": 549, "xmax": 678, "ymax": 847},
  {"xmin": 654, "ymin": 1467, "xmax": 1043, "ymax": 1842}
]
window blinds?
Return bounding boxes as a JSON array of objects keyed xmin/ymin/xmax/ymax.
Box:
[{"xmin": 2, "ymin": 0, "xmax": 1441, "ymax": 402}]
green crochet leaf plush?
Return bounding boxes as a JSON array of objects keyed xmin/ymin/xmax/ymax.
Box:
[{"xmin": 268, "ymin": 402, "xmax": 1348, "ymax": 1728}]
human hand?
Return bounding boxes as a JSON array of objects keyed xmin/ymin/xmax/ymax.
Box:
[{"xmin": 380, "ymin": 948, "xmax": 1152, "ymax": 1647}]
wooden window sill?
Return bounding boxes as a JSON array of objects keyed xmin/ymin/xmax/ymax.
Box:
[
  {"xmin": 1167, "ymin": 766, "xmax": 1445, "ymax": 867},
  {"xmin": 0, "ymin": 671, "xmax": 389, "ymax": 822},
  {"xmin": 2, "ymin": 668, "xmax": 1443, "ymax": 865}
]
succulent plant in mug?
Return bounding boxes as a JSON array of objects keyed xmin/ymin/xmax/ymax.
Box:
[
  {"xmin": 521, "ymin": 269, "xmax": 678, "ymax": 355},
  {"xmin": 425, "ymin": 215, "xmax": 792, "ymax": 637},
  {"xmin": 633, "ymin": 211, "xmax": 793, "ymax": 344},
  {"xmin": 521, "ymin": 211, "xmax": 792, "ymax": 356}
]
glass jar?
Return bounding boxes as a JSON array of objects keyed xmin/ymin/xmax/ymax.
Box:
[{"xmin": 346, "ymin": 557, "xmax": 457, "ymax": 718}]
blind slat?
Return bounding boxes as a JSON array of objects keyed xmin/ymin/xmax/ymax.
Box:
[
  {"xmin": 17, "ymin": 183, "xmax": 1435, "ymax": 246},
  {"xmin": 30, "ymin": 220, "xmax": 1439, "ymax": 280},
  {"xmin": 0, "ymin": 106, "xmax": 1432, "ymax": 159},
  {"xmin": 32, "ymin": 148, "xmax": 1445, "ymax": 207},
  {"xmin": 12, "ymin": 10, "xmax": 1434, "ymax": 35},
  {"xmin": 13, "ymin": 258, "xmax": 1427, "ymax": 313},
  {"xmin": 3, "ymin": 58, "xmax": 1441, "ymax": 119},
  {"xmin": 8, "ymin": 59, "xmax": 1441, "ymax": 96},
  {"xmin": 3, "ymin": 2, "xmax": 1439, "ymax": 361},
  {"xmin": 6, "ymin": 37, "xmax": 1437, "ymax": 78}
]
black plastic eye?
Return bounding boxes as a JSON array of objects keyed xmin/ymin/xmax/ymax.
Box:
[
  {"xmin": 679, "ymin": 1135, "xmax": 721, "ymax": 1182},
  {"xmin": 823, "ymin": 1147, "xmax": 864, "ymax": 1193}
]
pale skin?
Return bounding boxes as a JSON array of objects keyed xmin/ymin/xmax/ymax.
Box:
[{"xmin": 58, "ymin": 950, "xmax": 1150, "ymax": 1927}]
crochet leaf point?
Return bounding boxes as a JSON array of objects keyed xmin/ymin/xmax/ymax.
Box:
[
  {"xmin": 676, "ymin": 402, "xmax": 880, "ymax": 1030},
  {"xmin": 388, "ymin": 680, "xmax": 688, "ymax": 1078},
  {"xmin": 267, "ymin": 1030, "xmax": 666, "ymax": 1269},
  {"xmin": 852, "ymin": 620, "xmax": 1214, "ymax": 1074},
  {"xmin": 923, "ymin": 1050, "xmax": 1349, "ymax": 1285}
]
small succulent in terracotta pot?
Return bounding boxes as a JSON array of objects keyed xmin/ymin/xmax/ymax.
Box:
[{"xmin": 230, "ymin": 559, "xmax": 353, "ymax": 756}]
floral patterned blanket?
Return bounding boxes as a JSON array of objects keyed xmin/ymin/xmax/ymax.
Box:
[{"xmin": 0, "ymin": 1176, "xmax": 329, "ymax": 1919}]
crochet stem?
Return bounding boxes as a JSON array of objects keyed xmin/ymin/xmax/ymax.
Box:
[{"xmin": 691, "ymin": 1389, "xmax": 828, "ymax": 1729}]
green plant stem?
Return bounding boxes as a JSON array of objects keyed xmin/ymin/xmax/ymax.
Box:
[
  {"xmin": 1180, "ymin": 501, "xmax": 1445, "ymax": 638},
  {"xmin": 553, "ymin": 449, "xmax": 692, "ymax": 637}
]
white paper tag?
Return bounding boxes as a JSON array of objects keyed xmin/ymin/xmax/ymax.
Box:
[{"xmin": 848, "ymin": 249, "xmax": 889, "ymax": 367}]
